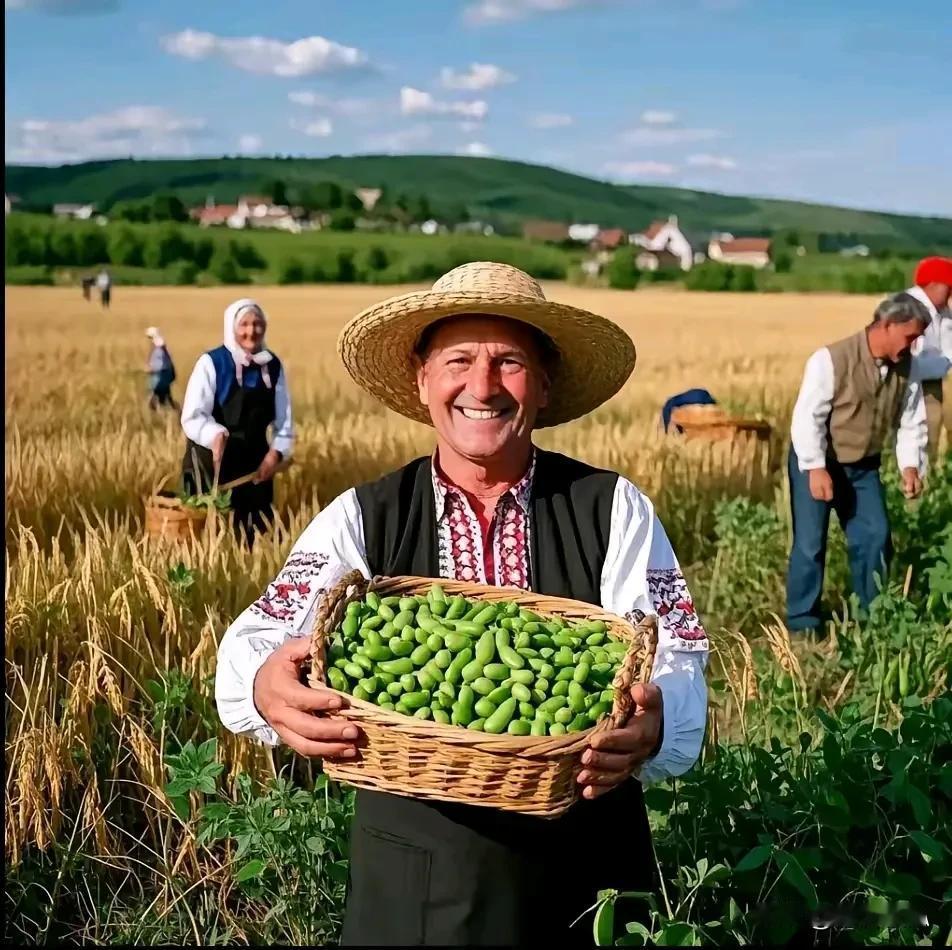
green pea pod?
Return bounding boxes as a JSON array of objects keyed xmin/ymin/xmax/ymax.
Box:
[
  {"xmin": 462, "ymin": 604, "xmax": 482, "ymax": 622},
  {"xmin": 511, "ymin": 682, "xmax": 532, "ymax": 703},
  {"xmin": 530, "ymin": 717, "xmax": 547, "ymax": 736},
  {"xmin": 484, "ymin": 697, "xmax": 518, "ymax": 734},
  {"xmin": 515, "ymin": 631, "xmax": 531, "ymax": 650},
  {"xmin": 445, "ymin": 595, "xmax": 468, "ymax": 620},
  {"xmin": 434, "ymin": 691, "xmax": 454, "ymax": 711},
  {"xmin": 434, "ymin": 648, "xmax": 453, "ymax": 670},
  {"xmin": 343, "ymin": 662, "xmax": 365, "ymax": 680},
  {"xmin": 431, "ymin": 599, "xmax": 448, "ymax": 617},
  {"xmin": 535, "ymin": 710, "xmax": 554, "ymax": 726},
  {"xmin": 410, "ymin": 644, "xmax": 433, "ymax": 666},
  {"xmin": 605, "ymin": 639, "xmax": 628, "ymax": 655},
  {"xmin": 498, "ymin": 645, "xmax": 525, "ymax": 670},
  {"xmin": 353, "ymin": 684, "xmax": 371, "ymax": 702},
  {"xmin": 438, "ymin": 680, "xmax": 456, "ymax": 700},
  {"xmin": 520, "ymin": 609, "xmax": 543, "ymax": 624},
  {"xmin": 519, "ymin": 701, "xmax": 535, "ymax": 718},
  {"xmin": 556, "ymin": 666, "xmax": 577, "ymax": 682},
  {"xmin": 475, "ymin": 697, "xmax": 497, "ymax": 719},
  {"xmin": 365, "ymin": 591, "xmax": 381, "ymax": 610},
  {"xmin": 474, "ymin": 630, "xmax": 496, "ymax": 666},
  {"xmin": 585, "ymin": 631, "xmax": 606, "ymax": 646},
  {"xmin": 364, "ymin": 629, "xmax": 383, "ymax": 647},
  {"xmin": 549, "ymin": 722, "xmax": 567, "ymax": 736},
  {"xmin": 531, "ymin": 687, "xmax": 547, "ymax": 705},
  {"xmin": 386, "ymin": 681, "xmax": 404, "ymax": 698},
  {"xmin": 433, "ymin": 708, "xmax": 451, "ymax": 724},
  {"xmin": 577, "ymin": 650, "xmax": 595, "ymax": 667},
  {"xmin": 588, "ymin": 620, "xmax": 607, "ymax": 633},
  {"xmin": 378, "ymin": 701, "xmax": 395, "ymax": 711},
  {"xmin": 567, "ymin": 713, "xmax": 590, "ymax": 733},
  {"xmin": 588, "ymin": 700, "xmax": 612, "ymax": 722},
  {"xmin": 444, "ymin": 632, "xmax": 471, "ymax": 653},
  {"xmin": 467, "ymin": 718, "xmax": 487, "ymax": 731},
  {"xmin": 505, "ymin": 602, "xmax": 520, "ymax": 617},
  {"xmin": 398, "ymin": 673, "xmax": 415, "ymax": 692},
  {"xmin": 445, "ymin": 647, "xmax": 473, "ymax": 686},
  {"xmin": 461, "ymin": 660, "xmax": 483, "ymax": 683},
  {"xmin": 569, "ymin": 692, "xmax": 587, "ymax": 714},
  {"xmin": 508, "ymin": 719, "xmax": 531, "ymax": 736},
  {"xmin": 379, "ymin": 658, "xmax": 414, "ymax": 676},
  {"xmin": 519, "ymin": 647, "xmax": 540, "ymax": 659},
  {"xmin": 359, "ymin": 675, "xmax": 380, "ymax": 694},
  {"xmin": 399, "ymin": 596, "xmax": 420, "ymax": 611},
  {"xmin": 346, "ymin": 601, "xmax": 362, "ymax": 616},
  {"xmin": 327, "ymin": 668, "xmax": 348, "ymax": 691},
  {"xmin": 531, "ymin": 632, "xmax": 554, "ymax": 648},
  {"xmin": 600, "ymin": 688, "xmax": 615, "ymax": 704},
  {"xmin": 553, "ymin": 681, "xmax": 570, "ymax": 697},
  {"xmin": 454, "ymin": 621, "xmax": 487, "ymax": 638},
  {"xmin": 554, "ymin": 707, "xmax": 574, "ymax": 725},
  {"xmin": 410, "ymin": 706, "xmax": 430, "ymax": 720},
  {"xmin": 509, "ymin": 668, "xmax": 534, "ymax": 685},
  {"xmin": 573, "ymin": 662, "xmax": 591, "ymax": 685},
  {"xmin": 495, "ymin": 628, "xmax": 511, "ymax": 651},
  {"xmin": 342, "ymin": 615, "xmax": 359, "ymax": 638},
  {"xmin": 416, "ymin": 669, "xmax": 438, "ymax": 692},
  {"xmin": 424, "ymin": 632, "xmax": 443, "ymax": 653},
  {"xmin": 401, "ymin": 690, "xmax": 430, "ymax": 711},
  {"xmin": 428, "ymin": 584, "xmax": 447, "ymax": 605},
  {"xmin": 473, "ymin": 604, "xmax": 499, "ymax": 625},
  {"xmin": 488, "ymin": 684, "xmax": 512, "ymax": 705},
  {"xmin": 484, "ymin": 663, "xmax": 511, "ymax": 682},
  {"xmin": 592, "ymin": 650, "xmax": 609, "ymax": 665},
  {"xmin": 898, "ymin": 652, "xmax": 911, "ymax": 698},
  {"xmin": 414, "ymin": 628, "xmax": 430, "ymax": 646},
  {"xmin": 528, "ymin": 657, "xmax": 547, "ymax": 672},
  {"xmin": 373, "ymin": 691, "xmax": 389, "ymax": 705},
  {"xmin": 423, "ymin": 660, "xmax": 445, "ymax": 684},
  {"xmin": 499, "ymin": 618, "xmax": 514, "ymax": 631},
  {"xmin": 377, "ymin": 603, "xmax": 396, "ymax": 622},
  {"xmin": 416, "ymin": 613, "xmax": 441, "ymax": 633},
  {"xmin": 539, "ymin": 647, "xmax": 556, "ymax": 659},
  {"xmin": 554, "ymin": 647, "xmax": 575, "ymax": 667},
  {"xmin": 389, "ymin": 638, "xmax": 414, "ymax": 658},
  {"xmin": 354, "ymin": 654, "xmax": 374, "ymax": 672},
  {"xmin": 362, "ymin": 644, "xmax": 393, "ymax": 662},
  {"xmin": 391, "ymin": 609, "xmax": 414, "ymax": 631},
  {"xmin": 539, "ymin": 695, "xmax": 567, "ymax": 714},
  {"xmin": 333, "ymin": 658, "xmax": 351, "ymax": 672},
  {"xmin": 472, "ymin": 676, "xmax": 496, "ymax": 696}
]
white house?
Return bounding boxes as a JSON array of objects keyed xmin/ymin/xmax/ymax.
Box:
[
  {"xmin": 53, "ymin": 202, "xmax": 96, "ymax": 220},
  {"xmin": 355, "ymin": 187, "xmax": 383, "ymax": 212},
  {"xmin": 568, "ymin": 223, "xmax": 600, "ymax": 243},
  {"xmin": 630, "ymin": 215, "xmax": 698, "ymax": 271},
  {"xmin": 708, "ymin": 236, "xmax": 772, "ymax": 269}
]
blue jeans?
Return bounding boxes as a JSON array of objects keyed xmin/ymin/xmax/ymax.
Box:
[{"xmin": 786, "ymin": 446, "xmax": 892, "ymax": 630}]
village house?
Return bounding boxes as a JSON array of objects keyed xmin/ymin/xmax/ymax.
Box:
[
  {"xmin": 591, "ymin": 228, "xmax": 627, "ymax": 252},
  {"xmin": 192, "ymin": 195, "xmax": 307, "ymax": 233},
  {"xmin": 707, "ymin": 235, "xmax": 773, "ymax": 269},
  {"xmin": 568, "ymin": 223, "xmax": 600, "ymax": 243},
  {"xmin": 354, "ymin": 187, "xmax": 383, "ymax": 212},
  {"xmin": 629, "ymin": 215, "xmax": 703, "ymax": 271},
  {"xmin": 53, "ymin": 202, "xmax": 96, "ymax": 220}
]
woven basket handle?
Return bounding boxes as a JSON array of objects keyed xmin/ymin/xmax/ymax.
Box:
[
  {"xmin": 607, "ymin": 615, "xmax": 659, "ymax": 730},
  {"xmin": 309, "ymin": 569, "xmax": 371, "ymax": 685}
]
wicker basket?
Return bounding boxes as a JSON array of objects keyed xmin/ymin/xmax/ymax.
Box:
[
  {"xmin": 670, "ymin": 404, "xmax": 772, "ymax": 443},
  {"xmin": 307, "ymin": 571, "xmax": 658, "ymax": 818},
  {"xmin": 144, "ymin": 492, "xmax": 208, "ymax": 541}
]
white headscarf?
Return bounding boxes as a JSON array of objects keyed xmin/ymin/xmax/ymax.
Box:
[
  {"xmin": 145, "ymin": 326, "xmax": 165, "ymax": 348},
  {"xmin": 224, "ymin": 298, "xmax": 274, "ymax": 388}
]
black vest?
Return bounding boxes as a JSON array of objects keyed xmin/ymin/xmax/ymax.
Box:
[{"xmin": 354, "ymin": 449, "xmax": 618, "ymax": 605}]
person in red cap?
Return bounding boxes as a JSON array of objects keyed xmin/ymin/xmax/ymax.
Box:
[{"xmin": 906, "ymin": 256, "xmax": 952, "ymax": 460}]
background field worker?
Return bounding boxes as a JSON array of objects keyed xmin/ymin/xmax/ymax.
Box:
[
  {"xmin": 144, "ymin": 326, "xmax": 178, "ymax": 411},
  {"xmin": 214, "ymin": 263, "xmax": 709, "ymax": 946},
  {"xmin": 905, "ymin": 256, "xmax": 952, "ymax": 461},
  {"xmin": 96, "ymin": 267, "xmax": 112, "ymax": 309},
  {"xmin": 180, "ymin": 298, "xmax": 294, "ymax": 546},
  {"xmin": 786, "ymin": 292, "xmax": 930, "ymax": 634}
]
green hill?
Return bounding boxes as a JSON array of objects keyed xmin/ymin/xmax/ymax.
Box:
[{"xmin": 6, "ymin": 155, "xmax": 951, "ymax": 250}]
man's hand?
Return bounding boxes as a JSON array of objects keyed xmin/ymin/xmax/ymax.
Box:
[
  {"xmin": 902, "ymin": 467, "xmax": 923, "ymax": 499},
  {"xmin": 577, "ymin": 683, "xmax": 663, "ymax": 800},
  {"xmin": 252, "ymin": 636, "xmax": 360, "ymax": 758},
  {"xmin": 254, "ymin": 449, "xmax": 282, "ymax": 484},
  {"xmin": 212, "ymin": 431, "xmax": 229, "ymax": 471},
  {"xmin": 808, "ymin": 468, "xmax": 834, "ymax": 502}
]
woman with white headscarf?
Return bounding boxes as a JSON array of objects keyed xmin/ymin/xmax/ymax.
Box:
[
  {"xmin": 145, "ymin": 326, "xmax": 178, "ymax": 411},
  {"xmin": 180, "ymin": 298, "xmax": 294, "ymax": 544}
]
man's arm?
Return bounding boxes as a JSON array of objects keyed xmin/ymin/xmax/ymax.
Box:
[
  {"xmin": 215, "ymin": 488, "xmax": 370, "ymax": 746},
  {"xmin": 269, "ymin": 366, "xmax": 295, "ymax": 460},
  {"xmin": 597, "ymin": 477, "xmax": 709, "ymax": 787},
  {"xmin": 790, "ymin": 347, "xmax": 834, "ymax": 471},
  {"xmin": 896, "ymin": 379, "xmax": 928, "ymax": 482}
]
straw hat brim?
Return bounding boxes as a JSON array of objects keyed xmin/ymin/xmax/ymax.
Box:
[{"xmin": 337, "ymin": 288, "xmax": 636, "ymax": 428}]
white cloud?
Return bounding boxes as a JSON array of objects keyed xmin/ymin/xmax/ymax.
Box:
[
  {"xmin": 457, "ymin": 142, "xmax": 494, "ymax": 157},
  {"xmin": 6, "ymin": 0, "xmax": 118, "ymax": 12},
  {"xmin": 400, "ymin": 87, "xmax": 488, "ymax": 121},
  {"xmin": 529, "ymin": 112, "xmax": 573, "ymax": 129},
  {"xmin": 464, "ymin": 0, "xmax": 607, "ymax": 25},
  {"xmin": 603, "ymin": 160, "xmax": 677, "ymax": 178},
  {"xmin": 440, "ymin": 63, "xmax": 516, "ymax": 90},
  {"xmin": 363, "ymin": 124, "xmax": 433, "ymax": 153},
  {"xmin": 238, "ymin": 134, "xmax": 264, "ymax": 153},
  {"xmin": 160, "ymin": 29, "xmax": 368, "ymax": 77},
  {"xmin": 8, "ymin": 105, "xmax": 205, "ymax": 163},
  {"xmin": 640, "ymin": 110, "xmax": 676, "ymax": 126},
  {"xmin": 686, "ymin": 153, "xmax": 737, "ymax": 170},
  {"xmin": 290, "ymin": 117, "xmax": 333, "ymax": 137},
  {"xmin": 622, "ymin": 126, "xmax": 723, "ymax": 146},
  {"xmin": 288, "ymin": 90, "xmax": 379, "ymax": 118}
]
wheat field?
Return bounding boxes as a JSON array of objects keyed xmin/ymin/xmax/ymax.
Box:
[{"xmin": 3, "ymin": 283, "xmax": 892, "ymax": 898}]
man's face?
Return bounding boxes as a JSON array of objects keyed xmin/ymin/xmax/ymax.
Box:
[
  {"xmin": 235, "ymin": 309, "xmax": 266, "ymax": 353},
  {"xmin": 415, "ymin": 315, "xmax": 550, "ymax": 463},
  {"xmin": 883, "ymin": 319, "xmax": 927, "ymax": 363}
]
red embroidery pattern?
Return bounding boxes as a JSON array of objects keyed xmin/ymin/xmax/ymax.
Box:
[
  {"xmin": 494, "ymin": 496, "xmax": 530, "ymax": 589},
  {"xmin": 250, "ymin": 552, "xmax": 328, "ymax": 624},
  {"xmin": 645, "ymin": 568, "xmax": 708, "ymax": 642},
  {"xmin": 442, "ymin": 491, "xmax": 484, "ymax": 582}
]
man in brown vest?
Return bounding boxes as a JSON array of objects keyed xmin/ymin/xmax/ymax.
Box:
[{"xmin": 786, "ymin": 292, "xmax": 931, "ymax": 633}]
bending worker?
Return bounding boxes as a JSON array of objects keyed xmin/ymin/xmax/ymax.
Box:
[
  {"xmin": 786, "ymin": 292, "xmax": 930, "ymax": 634},
  {"xmin": 214, "ymin": 263, "xmax": 709, "ymax": 946},
  {"xmin": 180, "ymin": 298, "xmax": 294, "ymax": 544}
]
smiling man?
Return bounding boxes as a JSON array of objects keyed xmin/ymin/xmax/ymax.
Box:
[{"xmin": 215, "ymin": 263, "xmax": 709, "ymax": 947}]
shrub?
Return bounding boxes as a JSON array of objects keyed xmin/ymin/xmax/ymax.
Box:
[
  {"xmin": 229, "ymin": 240, "xmax": 267, "ymax": 270},
  {"xmin": 171, "ymin": 261, "xmax": 199, "ymax": 285},
  {"xmin": 729, "ymin": 265, "xmax": 757, "ymax": 292},
  {"xmin": 686, "ymin": 262, "xmax": 733, "ymax": 291},
  {"xmin": 772, "ymin": 250, "xmax": 793, "ymax": 273},
  {"xmin": 606, "ymin": 249, "xmax": 640, "ymax": 290},
  {"xmin": 277, "ymin": 258, "xmax": 307, "ymax": 284},
  {"xmin": 334, "ymin": 249, "xmax": 356, "ymax": 283},
  {"xmin": 107, "ymin": 227, "xmax": 145, "ymax": 267},
  {"xmin": 209, "ymin": 246, "xmax": 247, "ymax": 284},
  {"xmin": 329, "ymin": 211, "xmax": 356, "ymax": 232},
  {"xmin": 75, "ymin": 229, "xmax": 108, "ymax": 267}
]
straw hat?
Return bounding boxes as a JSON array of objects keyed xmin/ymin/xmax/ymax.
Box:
[{"xmin": 337, "ymin": 262, "xmax": 636, "ymax": 427}]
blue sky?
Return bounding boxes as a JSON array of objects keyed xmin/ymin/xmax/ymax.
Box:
[{"xmin": 5, "ymin": 0, "xmax": 951, "ymax": 216}]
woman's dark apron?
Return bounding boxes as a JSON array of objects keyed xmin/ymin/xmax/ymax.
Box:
[
  {"xmin": 341, "ymin": 451, "xmax": 657, "ymax": 947},
  {"xmin": 182, "ymin": 349, "xmax": 278, "ymax": 544}
]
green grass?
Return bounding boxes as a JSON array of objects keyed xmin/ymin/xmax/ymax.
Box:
[{"xmin": 7, "ymin": 155, "xmax": 952, "ymax": 250}]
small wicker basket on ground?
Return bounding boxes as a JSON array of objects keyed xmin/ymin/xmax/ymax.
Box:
[
  {"xmin": 308, "ymin": 571, "xmax": 658, "ymax": 818},
  {"xmin": 670, "ymin": 404, "xmax": 772, "ymax": 444},
  {"xmin": 144, "ymin": 492, "xmax": 208, "ymax": 541}
]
